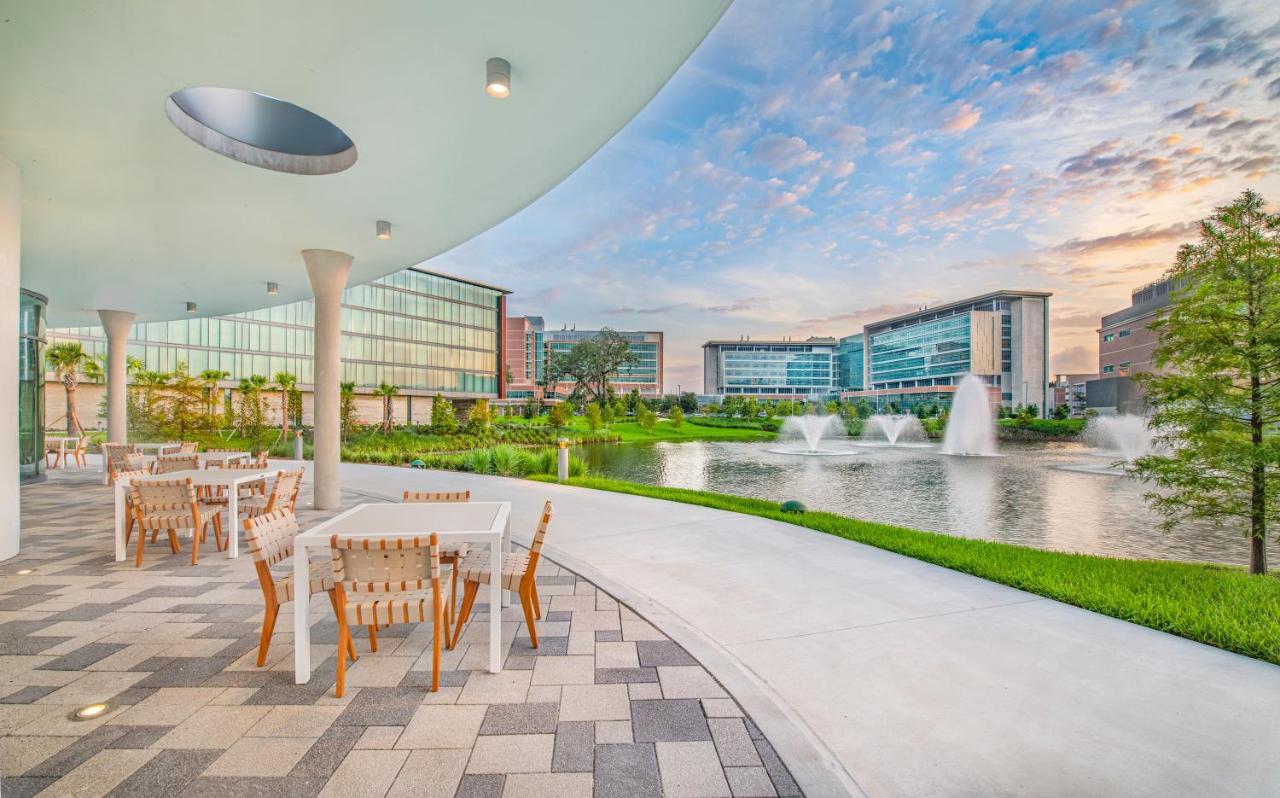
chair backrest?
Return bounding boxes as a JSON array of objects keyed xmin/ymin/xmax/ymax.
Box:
[
  {"xmin": 130, "ymin": 478, "xmax": 199, "ymax": 528},
  {"xmin": 206, "ymin": 448, "xmax": 242, "ymax": 453},
  {"xmin": 177, "ymin": 442, "xmax": 199, "ymax": 454},
  {"xmin": 243, "ymin": 508, "xmax": 298, "ymax": 567},
  {"xmin": 330, "ymin": 534, "xmax": 440, "ymax": 595},
  {"xmin": 402, "ymin": 490, "xmax": 470, "ymax": 503},
  {"xmin": 103, "ymin": 443, "xmax": 133, "ymax": 470},
  {"xmin": 112, "ymin": 468, "xmax": 150, "ymax": 495},
  {"xmin": 224, "ymin": 461, "xmax": 264, "ymax": 471},
  {"xmin": 124, "ymin": 452, "xmax": 147, "ymax": 471},
  {"xmin": 155, "ymin": 453, "xmax": 199, "ymax": 474},
  {"xmin": 528, "ymin": 501, "xmax": 554, "ymax": 558},
  {"xmin": 268, "ymin": 469, "xmax": 304, "ymax": 513},
  {"xmin": 75, "ymin": 436, "xmax": 89, "ymax": 454}
]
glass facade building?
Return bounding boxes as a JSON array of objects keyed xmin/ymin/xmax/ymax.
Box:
[
  {"xmin": 702, "ymin": 338, "xmax": 836, "ymax": 397},
  {"xmin": 868, "ymin": 313, "xmax": 977, "ymax": 386},
  {"xmin": 502, "ymin": 319, "xmax": 664, "ymax": 400},
  {"xmin": 49, "ymin": 267, "xmax": 509, "ymax": 398},
  {"xmin": 19, "ymin": 289, "xmax": 47, "ymax": 482},
  {"xmin": 834, "ymin": 333, "xmax": 864, "ymax": 391}
]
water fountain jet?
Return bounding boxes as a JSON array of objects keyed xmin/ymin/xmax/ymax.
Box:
[
  {"xmin": 771, "ymin": 414, "xmax": 854, "ymax": 456},
  {"xmin": 861, "ymin": 414, "xmax": 927, "ymax": 446},
  {"xmin": 941, "ymin": 375, "xmax": 998, "ymax": 456}
]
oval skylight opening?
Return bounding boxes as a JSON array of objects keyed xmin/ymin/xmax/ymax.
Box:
[{"xmin": 166, "ymin": 87, "xmax": 356, "ymax": 175}]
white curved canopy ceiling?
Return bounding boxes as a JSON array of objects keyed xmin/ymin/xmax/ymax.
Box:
[{"xmin": 0, "ymin": 1, "xmax": 730, "ymax": 326}]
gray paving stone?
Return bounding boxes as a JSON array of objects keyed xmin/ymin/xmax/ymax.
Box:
[
  {"xmin": 455, "ymin": 773, "xmax": 505, "ymax": 798},
  {"xmin": 1, "ymin": 685, "xmax": 58, "ymax": 703},
  {"xmin": 593, "ymin": 743, "xmax": 661, "ymax": 798},
  {"xmin": 594, "ymin": 630, "xmax": 623, "ymax": 642},
  {"xmin": 0, "ymin": 776, "xmax": 55, "ymax": 798},
  {"xmin": 398, "ymin": 668, "xmax": 469, "ymax": 688},
  {"xmin": 479, "ymin": 702, "xmax": 559, "ymax": 735},
  {"xmin": 753, "ymin": 737, "xmax": 801, "ymax": 797},
  {"xmin": 23, "ymin": 724, "xmax": 129, "ymax": 777},
  {"xmin": 289, "ymin": 725, "xmax": 363, "ymax": 778},
  {"xmin": 0, "ymin": 633, "xmax": 70, "ymax": 655},
  {"xmin": 103, "ymin": 748, "xmax": 221, "ymax": 798},
  {"xmin": 50, "ymin": 601, "xmax": 125, "ymax": 621},
  {"xmin": 510, "ymin": 636, "xmax": 568, "ymax": 657},
  {"xmin": 636, "ymin": 640, "xmax": 698, "ymax": 667},
  {"xmin": 0, "ymin": 593, "xmax": 55, "ymax": 610},
  {"xmin": 550, "ymin": 720, "xmax": 594, "ymax": 773},
  {"xmin": 630, "ymin": 699, "xmax": 711, "ymax": 743},
  {"xmin": 107, "ymin": 725, "xmax": 172, "ymax": 749},
  {"xmin": 179, "ymin": 775, "xmax": 328, "ymax": 798},
  {"xmin": 333, "ymin": 687, "xmax": 425, "ymax": 726},
  {"xmin": 504, "ymin": 654, "xmax": 536, "ymax": 670},
  {"xmin": 40, "ymin": 642, "xmax": 130, "ymax": 671},
  {"xmin": 595, "ymin": 667, "xmax": 658, "ymax": 684},
  {"xmin": 545, "ymin": 610, "xmax": 573, "ymax": 622},
  {"xmin": 709, "ymin": 718, "xmax": 762, "ymax": 767},
  {"xmin": 134, "ymin": 656, "xmax": 239, "ymax": 688}
]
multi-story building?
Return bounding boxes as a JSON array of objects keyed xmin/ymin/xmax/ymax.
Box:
[
  {"xmin": 834, "ymin": 333, "xmax": 864, "ymax": 391},
  {"xmin": 47, "ymin": 267, "xmax": 510, "ymax": 428},
  {"xmin": 840, "ymin": 290, "xmax": 1051, "ymax": 414},
  {"xmin": 501, "ymin": 318, "xmax": 664, "ymax": 401},
  {"xmin": 701, "ymin": 337, "xmax": 837, "ymax": 398},
  {"xmin": 1051, "ymin": 373, "xmax": 1096, "ymax": 417},
  {"xmin": 1086, "ymin": 275, "xmax": 1184, "ymax": 414}
]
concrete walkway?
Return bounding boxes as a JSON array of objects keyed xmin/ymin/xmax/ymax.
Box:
[{"xmin": 337, "ymin": 462, "xmax": 1280, "ymax": 798}]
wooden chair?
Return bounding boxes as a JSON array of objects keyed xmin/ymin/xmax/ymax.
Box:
[
  {"xmin": 103, "ymin": 443, "xmax": 138, "ymax": 482},
  {"xmin": 112, "ymin": 467, "xmax": 150, "ymax": 546},
  {"xmin": 329, "ymin": 533, "xmax": 450, "ymax": 696},
  {"xmin": 124, "ymin": 452, "xmax": 147, "ymax": 472},
  {"xmin": 452, "ymin": 501, "xmax": 553, "ymax": 649},
  {"xmin": 128, "ymin": 478, "xmax": 224, "ymax": 567},
  {"xmin": 243, "ymin": 509, "xmax": 356, "ymax": 667},
  {"xmin": 177, "ymin": 442, "xmax": 199, "ymax": 454},
  {"xmin": 240, "ymin": 469, "xmax": 304, "ymax": 518},
  {"xmin": 402, "ymin": 490, "xmax": 471, "ymax": 628},
  {"xmin": 154, "ymin": 453, "xmax": 199, "ymax": 474},
  {"xmin": 45, "ymin": 438, "xmax": 65, "ymax": 469},
  {"xmin": 72, "ymin": 436, "xmax": 89, "ymax": 468}
]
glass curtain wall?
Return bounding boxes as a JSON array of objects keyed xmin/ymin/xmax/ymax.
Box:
[{"xmin": 19, "ymin": 289, "xmax": 47, "ymax": 482}]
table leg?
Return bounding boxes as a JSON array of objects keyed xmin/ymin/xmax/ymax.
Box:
[
  {"xmin": 293, "ymin": 544, "xmax": 311, "ymax": 683},
  {"xmin": 113, "ymin": 481, "xmax": 127, "ymax": 562},
  {"xmin": 502, "ymin": 516, "xmax": 512, "ymax": 609},
  {"xmin": 101, "ymin": 452, "xmax": 110, "ymax": 485},
  {"xmin": 489, "ymin": 535, "xmax": 502, "ymax": 674},
  {"xmin": 226, "ymin": 486, "xmax": 239, "ymax": 558}
]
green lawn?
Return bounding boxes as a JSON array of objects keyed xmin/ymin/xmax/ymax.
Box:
[
  {"xmin": 529, "ymin": 475, "xmax": 1280, "ymax": 665},
  {"xmin": 499, "ymin": 416, "xmax": 776, "ymax": 443}
]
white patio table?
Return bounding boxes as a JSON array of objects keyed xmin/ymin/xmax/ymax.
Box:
[
  {"xmin": 139, "ymin": 451, "xmax": 249, "ymax": 470},
  {"xmin": 44, "ymin": 436, "xmax": 76, "ymax": 469},
  {"xmin": 100, "ymin": 441, "xmax": 182, "ymax": 483},
  {"xmin": 292, "ymin": 501, "xmax": 510, "ymax": 683},
  {"xmin": 112, "ymin": 466, "xmax": 278, "ymax": 561}
]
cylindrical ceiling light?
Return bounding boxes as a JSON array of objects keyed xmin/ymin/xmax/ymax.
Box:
[
  {"xmin": 186, "ymin": 302, "xmax": 197, "ymax": 313},
  {"xmin": 267, "ymin": 282, "xmax": 279, "ymax": 295},
  {"xmin": 486, "ymin": 57, "xmax": 511, "ymax": 99},
  {"xmin": 376, "ymin": 220, "xmax": 392, "ymax": 240}
]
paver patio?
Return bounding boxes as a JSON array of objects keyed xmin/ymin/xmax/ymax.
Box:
[{"xmin": 1, "ymin": 469, "xmax": 800, "ymax": 798}]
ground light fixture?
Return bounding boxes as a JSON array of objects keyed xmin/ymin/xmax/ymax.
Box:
[
  {"xmin": 376, "ymin": 220, "xmax": 392, "ymax": 240},
  {"xmin": 16, "ymin": 568, "xmax": 33, "ymax": 575},
  {"xmin": 70, "ymin": 703, "xmax": 110, "ymax": 721},
  {"xmin": 186, "ymin": 302, "xmax": 197, "ymax": 313},
  {"xmin": 486, "ymin": 58, "xmax": 511, "ymax": 98}
]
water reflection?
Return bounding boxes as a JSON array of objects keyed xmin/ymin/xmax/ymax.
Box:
[{"xmin": 577, "ymin": 440, "xmax": 1277, "ymax": 566}]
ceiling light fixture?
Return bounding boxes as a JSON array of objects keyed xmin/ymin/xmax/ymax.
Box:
[
  {"xmin": 267, "ymin": 282, "xmax": 279, "ymax": 295},
  {"xmin": 186, "ymin": 302, "xmax": 197, "ymax": 313},
  {"xmin": 376, "ymin": 220, "xmax": 392, "ymax": 240},
  {"xmin": 486, "ymin": 57, "xmax": 511, "ymax": 99},
  {"xmin": 71, "ymin": 703, "xmax": 110, "ymax": 721}
]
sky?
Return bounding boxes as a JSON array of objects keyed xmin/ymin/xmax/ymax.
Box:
[{"xmin": 431, "ymin": 0, "xmax": 1280, "ymax": 393}]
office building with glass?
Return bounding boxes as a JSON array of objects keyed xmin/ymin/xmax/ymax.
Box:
[
  {"xmin": 834, "ymin": 333, "xmax": 864, "ymax": 391},
  {"xmin": 46, "ymin": 267, "xmax": 510, "ymax": 428},
  {"xmin": 843, "ymin": 290, "xmax": 1050, "ymax": 413},
  {"xmin": 702, "ymin": 337, "xmax": 837, "ymax": 398}
]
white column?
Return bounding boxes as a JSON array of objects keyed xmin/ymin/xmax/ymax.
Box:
[
  {"xmin": 98, "ymin": 309, "xmax": 135, "ymax": 443},
  {"xmin": 303, "ymin": 249, "xmax": 352, "ymax": 509},
  {"xmin": 1, "ymin": 156, "xmax": 21, "ymax": 560}
]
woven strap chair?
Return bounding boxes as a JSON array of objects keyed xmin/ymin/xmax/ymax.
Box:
[
  {"xmin": 111, "ymin": 467, "xmax": 150, "ymax": 546},
  {"xmin": 177, "ymin": 441, "xmax": 199, "ymax": 454},
  {"xmin": 103, "ymin": 443, "xmax": 138, "ymax": 482},
  {"xmin": 240, "ymin": 469, "xmax": 304, "ymax": 518},
  {"xmin": 401, "ymin": 490, "xmax": 471, "ymax": 628},
  {"xmin": 329, "ymin": 533, "xmax": 450, "ymax": 696},
  {"xmin": 128, "ymin": 477, "xmax": 224, "ymax": 567},
  {"xmin": 72, "ymin": 436, "xmax": 89, "ymax": 468},
  {"xmin": 452, "ymin": 501, "xmax": 553, "ymax": 649},
  {"xmin": 243, "ymin": 509, "xmax": 356, "ymax": 667},
  {"xmin": 154, "ymin": 453, "xmax": 199, "ymax": 474}
]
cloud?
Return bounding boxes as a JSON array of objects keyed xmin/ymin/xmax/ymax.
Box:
[
  {"xmin": 940, "ymin": 102, "xmax": 982, "ymax": 133},
  {"xmin": 797, "ymin": 303, "xmax": 918, "ymax": 329},
  {"xmin": 1052, "ymin": 345, "xmax": 1097, "ymax": 374},
  {"xmin": 1052, "ymin": 221, "xmax": 1198, "ymax": 256},
  {"xmin": 750, "ymin": 133, "xmax": 823, "ymax": 172}
]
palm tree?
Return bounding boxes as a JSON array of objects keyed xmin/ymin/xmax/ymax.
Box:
[
  {"xmin": 340, "ymin": 381, "xmax": 357, "ymax": 439},
  {"xmin": 373, "ymin": 382, "xmax": 399, "ymax": 434},
  {"xmin": 198, "ymin": 369, "xmax": 230, "ymax": 419},
  {"xmin": 46, "ymin": 341, "xmax": 89, "ymax": 435},
  {"xmin": 274, "ymin": 371, "xmax": 297, "ymax": 436},
  {"xmin": 82, "ymin": 353, "xmax": 106, "ymax": 384}
]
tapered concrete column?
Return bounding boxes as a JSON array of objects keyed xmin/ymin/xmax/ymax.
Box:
[
  {"xmin": 1, "ymin": 156, "xmax": 20, "ymax": 560},
  {"xmin": 98, "ymin": 310, "xmax": 135, "ymax": 443},
  {"xmin": 303, "ymin": 249, "xmax": 352, "ymax": 509}
]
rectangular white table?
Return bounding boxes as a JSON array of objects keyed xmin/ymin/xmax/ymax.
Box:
[
  {"xmin": 141, "ymin": 451, "xmax": 248, "ymax": 469},
  {"xmin": 113, "ymin": 466, "xmax": 278, "ymax": 561},
  {"xmin": 292, "ymin": 501, "xmax": 511, "ymax": 683},
  {"xmin": 45, "ymin": 436, "xmax": 76, "ymax": 468},
  {"xmin": 100, "ymin": 442, "xmax": 182, "ymax": 483}
]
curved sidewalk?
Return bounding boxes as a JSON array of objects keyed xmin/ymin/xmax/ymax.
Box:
[{"xmin": 338, "ymin": 462, "xmax": 1280, "ymax": 798}]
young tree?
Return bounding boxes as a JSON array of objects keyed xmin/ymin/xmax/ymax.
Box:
[
  {"xmin": 542, "ymin": 329, "xmax": 635, "ymax": 405},
  {"xmin": 547, "ymin": 402, "xmax": 570, "ymax": 429},
  {"xmin": 585, "ymin": 403, "xmax": 602, "ymax": 432},
  {"xmin": 670, "ymin": 405, "xmax": 685, "ymax": 429},
  {"xmin": 274, "ymin": 371, "xmax": 297, "ymax": 436},
  {"xmin": 430, "ymin": 393, "xmax": 458, "ymax": 434},
  {"xmin": 636, "ymin": 405, "xmax": 657, "ymax": 432},
  {"xmin": 373, "ymin": 382, "xmax": 398, "ymax": 434},
  {"xmin": 521, "ymin": 395, "xmax": 540, "ymax": 420},
  {"xmin": 339, "ymin": 381, "xmax": 358, "ymax": 439},
  {"xmin": 1134, "ymin": 189, "xmax": 1280, "ymax": 575},
  {"xmin": 45, "ymin": 341, "xmax": 89, "ymax": 435},
  {"xmin": 164, "ymin": 363, "xmax": 207, "ymax": 438},
  {"xmin": 466, "ymin": 398, "xmax": 492, "ymax": 433},
  {"xmin": 601, "ymin": 401, "xmax": 616, "ymax": 427}
]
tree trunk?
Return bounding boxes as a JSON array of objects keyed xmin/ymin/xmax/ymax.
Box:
[
  {"xmin": 1250, "ymin": 372, "xmax": 1268, "ymax": 575},
  {"xmin": 64, "ymin": 381, "xmax": 84, "ymax": 437},
  {"xmin": 280, "ymin": 391, "xmax": 290, "ymax": 436}
]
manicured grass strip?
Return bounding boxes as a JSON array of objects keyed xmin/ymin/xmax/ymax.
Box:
[
  {"xmin": 500, "ymin": 416, "xmax": 776, "ymax": 443},
  {"xmin": 529, "ymin": 475, "xmax": 1280, "ymax": 665}
]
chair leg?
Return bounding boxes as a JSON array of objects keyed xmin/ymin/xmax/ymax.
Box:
[
  {"xmin": 335, "ymin": 622, "xmax": 349, "ymax": 698},
  {"xmin": 125, "ymin": 513, "xmax": 134, "ymax": 545},
  {"xmin": 449, "ymin": 566, "xmax": 459, "ymax": 625},
  {"xmin": 212, "ymin": 513, "xmax": 224, "ymax": 552},
  {"xmin": 451, "ymin": 581, "xmax": 479, "ymax": 649},
  {"xmin": 167, "ymin": 529, "xmax": 180, "ymax": 554},
  {"xmin": 190, "ymin": 525, "xmax": 200, "ymax": 566},
  {"xmin": 432, "ymin": 594, "xmax": 442, "ymax": 693},
  {"xmin": 135, "ymin": 524, "xmax": 146, "ymax": 568},
  {"xmin": 520, "ymin": 584, "xmax": 539, "ymax": 649},
  {"xmin": 327, "ymin": 591, "xmax": 357, "ymax": 663},
  {"xmin": 531, "ymin": 581, "xmax": 542, "ymax": 620},
  {"xmin": 257, "ymin": 601, "xmax": 279, "ymax": 667},
  {"xmin": 368, "ymin": 622, "xmax": 378, "ymax": 653},
  {"xmin": 150, "ymin": 528, "xmax": 158, "ymax": 544}
]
